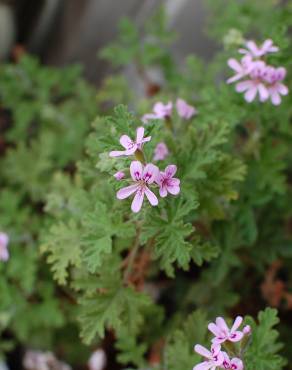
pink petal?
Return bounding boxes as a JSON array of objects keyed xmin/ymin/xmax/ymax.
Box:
[
  {"xmin": 0, "ymin": 233, "xmax": 9, "ymax": 247},
  {"xmin": 211, "ymin": 337, "xmax": 225, "ymax": 345},
  {"xmin": 144, "ymin": 187, "xmax": 158, "ymax": 206},
  {"xmin": 131, "ymin": 188, "xmax": 145, "ymax": 213},
  {"xmin": 193, "ymin": 362, "xmax": 213, "ymax": 370},
  {"xmin": 208, "ymin": 323, "xmax": 221, "ymax": 337},
  {"xmin": 114, "ymin": 171, "xmax": 125, "ymax": 180},
  {"xmin": 215, "ymin": 317, "xmax": 229, "ymax": 333},
  {"xmin": 109, "ymin": 150, "xmax": 127, "ymax": 157},
  {"xmin": 167, "ymin": 184, "xmax": 180, "ymax": 195},
  {"xmin": 120, "ymin": 135, "xmax": 133, "ymax": 149},
  {"xmin": 194, "ymin": 345, "xmax": 212, "ymax": 359},
  {"xmin": 116, "ymin": 184, "xmax": 139, "ymax": 199},
  {"xmin": 214, "ymin": 351, "xmax": 225, "ymax": 366},
  {"xmin": 0, "ymin": 246, "xmax": 9, "ymax": 261},
  {"xmin": 227, "ymin": 59, "xmax": 242, "ymax": 73},
  {"xmin": 142, "ymin": 113, "xmax": 158, "ymax": 123},
  {"xmin": 222, "ymin": 351, "xmax": 230, "ymax": 364},
  {"xmin": 124, "ymin": 145, "xmax": 138, "ymax": 155},
  {"xmin": 235, "ymin": 80, "xmax": 253, "ymax": 93},
  {"xmin": 130, "ymin": 161, "xmax": 143, "ymax": 181},
  {"xmin": 229, "ymin": 331, "xmax": 244, "ymax": 342},
  {"xmin": 231, "ymin": 358, "xmax": 244, "ymax": 370},
  {"xmin": 277, "ymin": 83, "xmax": 288, "ymax": 95},
  {"xmin": 143, "ymin": 164, "xmax": 159, "ymax": 184},
  {"xmin": 227, "ymin": 74, "xmax": 243, "ymax": 84},
  {"xmin": 211, "ymin": 344, "xmax": 222, "ymax": 357},
  {"xmin": 165, "ymin": 164, "xmax": 177, "ymax": 178},
  {"xmin": 244, "ymin": 86, "xmax": 257, "ymax": 102},
  {"xmin": 238, "ymin": 48, "xmax": 248, "ymax": 54},
  {"xmin": 276, "ymin": 67, "xmax": 286, "ymax": 80},
  {"xmin": 246, "ymin": 40, "xmax": 259, "ymax": 55},
  {"xmin": 261, "ymin": 39, "xmax": 273, "ymax": 50},
  {"xmin": 155, "ymin": 172, "xmax": 164, "ymax": 186},
  {"xmin": 168, "ymin": 178, "xmax": 180, "ymax": 186},
  {"xmin": 136, "ymin": 127, "xmax": 145, "ymax": 143},
  {"xmin": 231, "ymin": 316, "xmax": 243, "ymax": 332},
  {"xmin": 258, "ymin": 84, "xmax": 269, "ymax": 102},
  {"xmin": 159, "ymin": 185, "xmax": 168, "ymax": 198},
  {"xmin": 270, "ymin": 90, "xmax": 281, "ymax": 105},
  {"xmin": 141, "ymin": 136, "xmax": 151, "ymax": 144},
  {"xmin": 176, "ymin": 98, "xmax": 196, "ymax": 119}
]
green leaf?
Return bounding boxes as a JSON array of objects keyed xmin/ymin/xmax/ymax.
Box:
[
  {"xmin": 141, "ymin": 196, "xmax": 199, "ymax": 276},
  {"xmin": 79, "ymin": 286, "xmax": 151, "ymax": 344},
  {"xmin": 41, "ymin": 220, "xmax": 82, "ymax": 284},
  {"xmin": 244, "ymin": 308, "xmax": 287, "ymax": 370}
]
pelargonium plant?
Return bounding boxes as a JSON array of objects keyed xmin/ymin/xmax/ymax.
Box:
[{"xmin": 0, "ymin": 1, "xmax": 292, "ymax": 369}]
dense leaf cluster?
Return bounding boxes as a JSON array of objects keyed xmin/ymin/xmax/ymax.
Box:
[{"xmin": 0, "ymin": 1, "xmax": 292, "ymax": 369}]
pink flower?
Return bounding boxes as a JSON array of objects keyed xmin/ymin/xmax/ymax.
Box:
[
  {"xmin": 0, "ymin": 232, "xmax": 9, "ymax": 262},
  {"xmin": 221, "ymin": 352, "xmax": 243, "ymax": 370},
  {"xmin": 156, "ymin": 165, "xmax": 180, "ymax": 197},
  {"xmin": 239, "ymin": 39, "xmax": 279, "ymax": 58},
  {"xmin": 88, "ymin": 349, "xmax": 107, "ymax": 370},
  {"xmin": 114, "ymin": 171, "xmax": 125, "ymax": 180},
  {"xmin": 109, "ymin": 127, "xmax": 151, "ymax": 157},
  {"xmin": 227, "ymin": 55, "xmax": 253, "ymax": 84},
  {"xmin": 208, "ymin": 316, "xmax": 244, "ymax": 344},
  {"xmin": 117, "ymin": 161, "xmax": 159, "ymax": 213},
  {"xmin": 176, "ymin": 98, "xmax": 197, "ymax": 119},
  {"xmin": 243, "ymin": 325, "xmax": 251, "ymax": 336},
  {"xmin": 142, "ymin": 102, "xmax": 173, "ymax": 123},
  {"xmin": 235, "ymin": 61, "xmax": 269, "ymax": 102},
  {"xmin": 263, "ymin": 66, "xmax": 288, "ymax": 105},
  {"xmin": 194, "ymin": 344, "xmax": 224, "ymax": 370},
  {"xmin": 153, "ymin": 142, "xmax": 169, "ymax": 161}
]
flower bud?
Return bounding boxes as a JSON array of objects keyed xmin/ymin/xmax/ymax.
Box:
[
  {"xmin": 114, "ymin": 171, "xmax": 125, "ymax": 180},
  {"xmin": 243, "ymin": 325, "xmax": 251, "ymax": 335}
]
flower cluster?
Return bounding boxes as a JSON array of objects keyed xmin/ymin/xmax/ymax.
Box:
[
  {"xmin": 142, "ymin": 98, "xmax": 197, "ymax": 123},
  {"xmin": 227, "ymin": 39, "xmax": 288, "ymax": 105},
  {"xmin": 0, "ymin": 232, "xmax": 9, "ymax": 262},
  {"xmin": 194, "ymin": 316, "xmax": 251, "ymax": 370},
  {"xmin": 109, "ymin": 126, "xmax": 180, "ymax": 213}
]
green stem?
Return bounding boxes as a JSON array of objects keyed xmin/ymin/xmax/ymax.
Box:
[
  {"xmin": 135, "ymin": 149, "xmax": 146, "ymax": 164},
  {"xmin": 165, "ymin": 116, "xmax": 173, "ymax": 132},
  {"xmin": 123, "ymin": 223, "xmax": 142, "ymax": 284}
]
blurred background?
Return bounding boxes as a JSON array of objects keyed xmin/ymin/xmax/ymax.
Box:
[{"xmin": 0, "ymin": 0, "xmax": 217, "ymax": 84}]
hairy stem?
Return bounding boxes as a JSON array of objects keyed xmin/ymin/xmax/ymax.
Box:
[{"xmin": 123, "ymin": 223, "xmax": 142, "ymax": 284}]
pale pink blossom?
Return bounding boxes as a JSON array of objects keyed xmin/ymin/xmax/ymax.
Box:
[
  {"xmin": 243, "ymin": 325, "xmax": 251, "ymax": 336},
  {"xmin": 156, "ymin": 165, "xmax": 180, "ymax": 198},
  {"xmin": 117, "ymin": 161, "xmax": 159, "ymax": 213},
  {"xmin": 221, "ymin": 352, "xmax": 243, "ymax": 370},
  {"xmin": 142, "ymin": 102, "xmax": 173, "ymax": 123},
  {"xmin": 109, "ymin": 127, "xmax": 151, "ymax": 157},
  {"xmin": 88, "ymin": 349, "xmax": 107, "ymax": 370},
  {"xmin": 226, "ymin": 55, "xmax": 253, "ymax": 84},
  {"xmin": 208, "ymin": 316, "xmax": 244, "ymax": 344},
  {"xmin": 114, "ymin": 171, "xmax": 125, "ymax": 180},
  {"xmin": 176, "ymin": 98, "xmax": 197, "ymax": 119},
  {"xmin": 193, "ymin": 344, "xmax": 224, "ymax": 370},
  {"xmin": 153, "ymin": 142, "xmax": 169, "ymax": 161},
  {"xmin": 235, "ymin": 61, "xmax": 269, "ymax": 102},
  {"xmin": 263, "ymin": 66, "xmax": 289, "ymax": 105},
  {"xmin": 0, "ymin": 232, "xmax": 9, "ymax": 262},
  {"xmin": 239, "ymin": 39, "xmax": 279, "ymax": 58}
]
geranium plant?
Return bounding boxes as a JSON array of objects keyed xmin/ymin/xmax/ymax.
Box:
[{"xmin": 0, "ymin": 1, "xmax": 292, "ymax": 369}]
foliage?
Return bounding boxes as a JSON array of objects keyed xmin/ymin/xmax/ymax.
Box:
[{"xmin": 1, "ymin": 1, "xmax": 292, "ymax": 369}]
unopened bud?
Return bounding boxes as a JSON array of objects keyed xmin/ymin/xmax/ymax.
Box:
[
  {"xmin": 114, "ymin": 171, "xmax": 125, "ymax": 181},
  {"xmin": 243, "ymin": 325, "xmax": 251, "ymax": 335}
]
